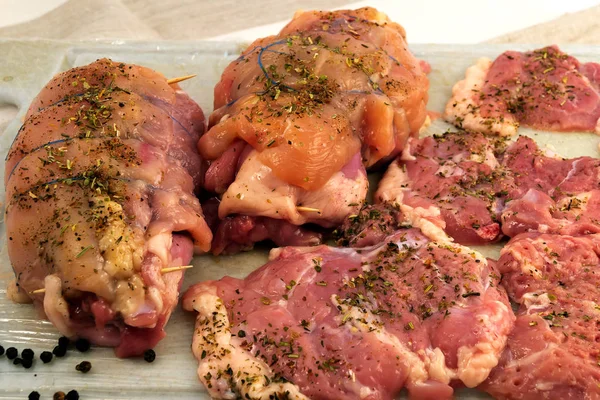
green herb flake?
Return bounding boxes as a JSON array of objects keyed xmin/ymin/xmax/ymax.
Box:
[{"xmin": 76, "ymin": 245, "xmax": 94, "ymax": 259}]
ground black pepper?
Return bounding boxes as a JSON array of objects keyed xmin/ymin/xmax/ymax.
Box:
[{"xmin": 143, "ymin": 349, "xmax": 156, "ymax": 363}]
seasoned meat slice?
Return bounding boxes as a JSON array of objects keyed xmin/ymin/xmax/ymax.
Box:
[
  {"xmin": 183, "ymin": 228, "xmax": 513, "ymax": 399},
  {"xmin": 376, "ymin": 132, "xmax": 600, "ymax": 245},
  {"xmin": 482, "ymin": 232, "xmax": 600, "ymax": 399},
  {"xmin": 376, "ymin": 131, "xmax": 508, "ymax": 245},
  {"xmin": 445, "ymin": 46, "xmax": 600, "ymax": 135}
]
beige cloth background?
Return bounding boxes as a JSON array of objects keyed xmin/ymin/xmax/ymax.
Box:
[
  {"xmin": 488, "ymin": 5, "xmax": 600, "ymax": 44},
  {"xmin": 0, "ymin": 0, "xmax": 599, "ymax": 42},
  {"xmin": 0, "ymin": 0, "xmax": 349, "ymax": 40}
]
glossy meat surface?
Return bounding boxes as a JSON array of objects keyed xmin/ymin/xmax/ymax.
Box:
[
  {"xmin": 5, "ymin": 59, "xmax": 211, "ymax": 356},
  {"xmin": 219, "ymin": 151, "xmax": 367, "ymax": 226},
  {"xmin": 202, "ymin": 146, "xmax": 366, "ymax": 254},
  {"xmin": 201, "ymin": 7, "xmax": 428, "ymax": 189},
  {"xmin": 183, "ymin": 228, "xmax": 513, "ymax": 399}
]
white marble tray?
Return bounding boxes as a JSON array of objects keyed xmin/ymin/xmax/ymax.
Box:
[{"xmin": 0, "ymin": 39, "xmax": 598, "ymax": 399}]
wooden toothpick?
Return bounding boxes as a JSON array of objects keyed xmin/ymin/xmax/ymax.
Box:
[
  {"xmin": 160, "ymin": 264, "xmax": 194, "ymax": 274},
  {"xmin": 296, "ymin": 206, "xmax": 322, "ymax": 213},
  {"xmin": 167, "ymin": 74, "xmax": 197, "ymax": 85}
]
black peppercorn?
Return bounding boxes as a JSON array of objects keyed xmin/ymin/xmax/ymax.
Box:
[
  {"xmin": 13, "ymin": 357, "xmax": 22, "ymax": 365},
  {"xmin": 54, "ymin": 391, "xmax": 65, "ymax": 400},
  {"xmin": 21, "ymin": 348, "xmax": 34, "ymax": 360},
  {"xmin": 22, "ymin": 358, "xmax": 33, "ymax": 369},
  {"xmin": 6, "ymin": 347, "xmax": 18, "ymax": 360},
  {"xmin": 40, "ymin": 351, "xmax": 53, "ymax": 363},
  {"xmin": 143, "ymin": 349, "xmax": 156, "ymax": 363},
  {"xmin": 65, "ymin": 390, "xmax": 79, "ymax": 400},
  {"xmin": 0, "ymin": 345, "xmax": 4, "ymax": 356},
  {"xmin": 74, "ymin": 339, "xmax": 90, "ymax": 353},
  {"xmin": 58, "ymin": 337, "xmax": 70, "ymax": 348},
  {"xmin": 75, "ymin": 361, "xmax": 92, "ymax": 373},
  {"xmin": 28, "ymin": 391, "xmax": 41, "ymax": 400},
  {"xmin": 53, "ymin": 345, "xmax": 67, "ymax": 357}
]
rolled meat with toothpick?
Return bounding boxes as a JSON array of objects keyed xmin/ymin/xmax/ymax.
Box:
[
  {"xmin": 200, "ymin": 7, "xmax": 429, "ymax": 254},
  {"xmin": 4, "ymin": 59, "xmax": 211, "ymax": 357}
]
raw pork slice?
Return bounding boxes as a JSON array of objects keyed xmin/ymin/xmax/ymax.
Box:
[
  {"xmin": 375, "ymin": 131, "xmax": 509, "ymax": 245},
  {"xmin": 499, "ymin": 136, "xmax": 600, "ymax": 237},
  {"xmin": 183, "ymin": 227, "xmax": 513, "ymax": 399},
  {"xmin": 445, "ymin": 46, "xmax": 600, "ymax": 135},
  {"xmin": 200, "ymin": 7, "xmax": 429, "ymax": 253},
  {"xmin": 376, "ymin": 131, "xmax": 600, "ymax": 245},
  {"xmin": 5, "ymin": 59, "xmax": 212, "ymax": 357},
  {"xmin": 482, "ymin": 232, "xmax": 600, "ymax": 399}
]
